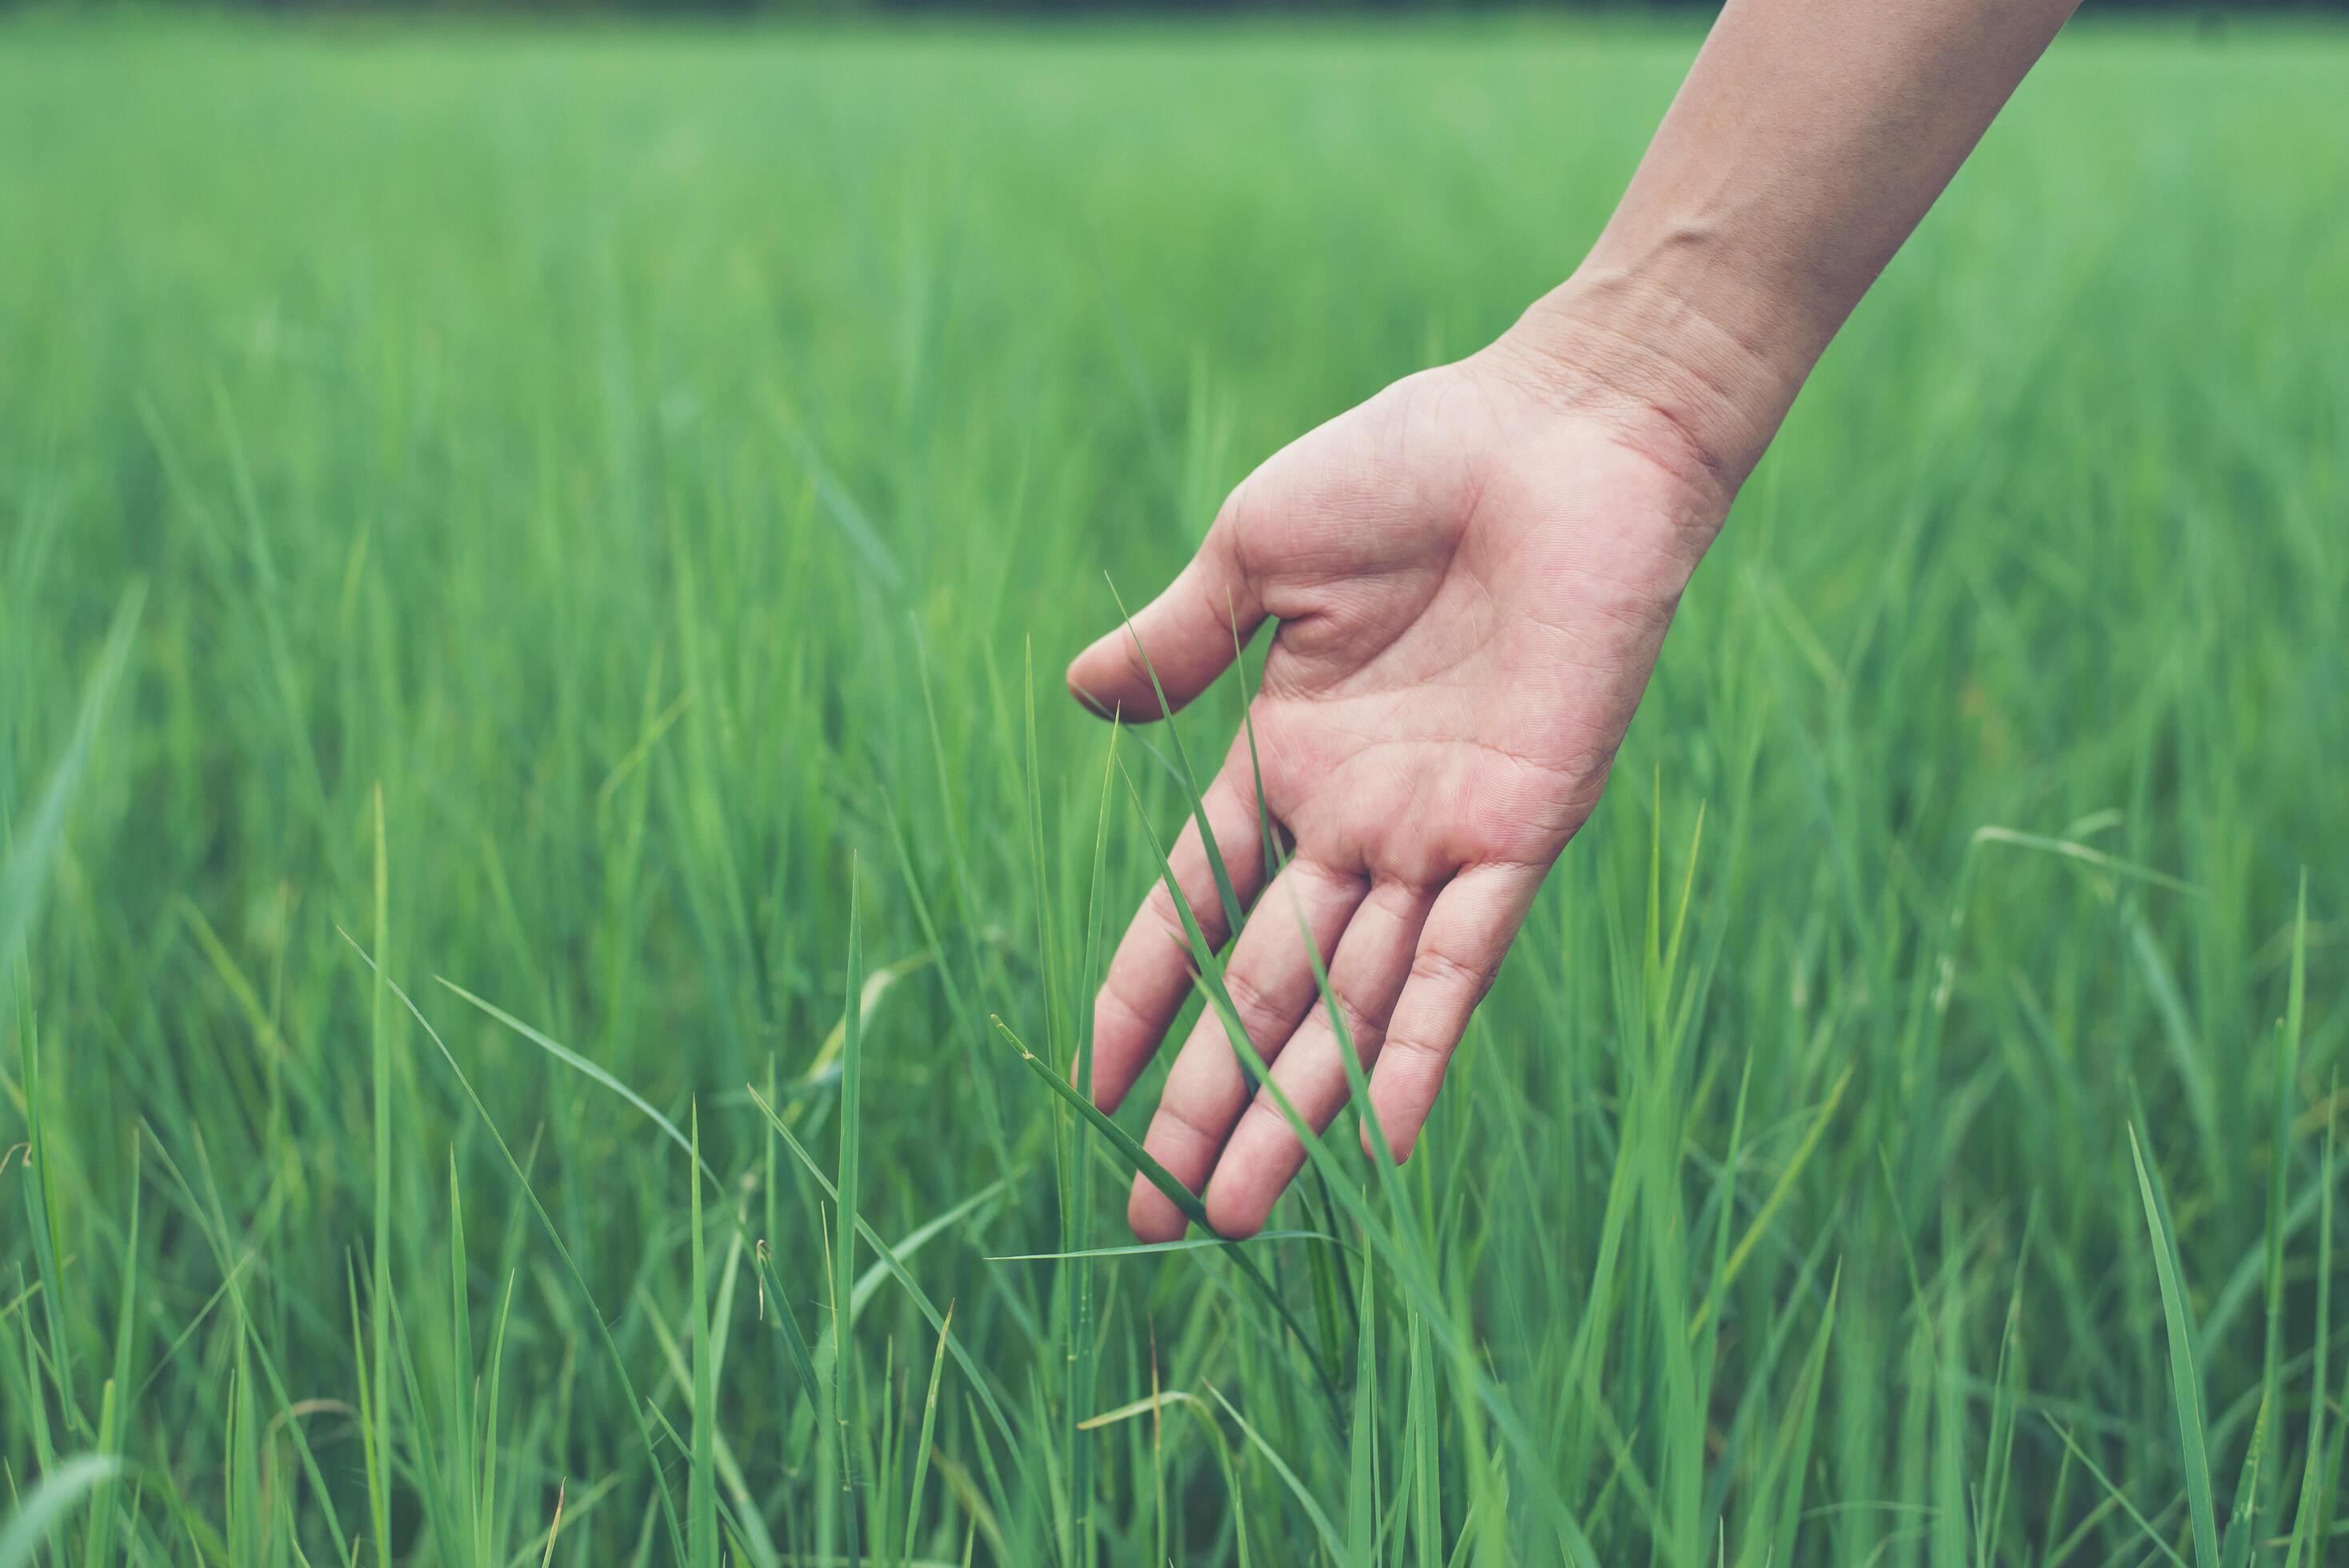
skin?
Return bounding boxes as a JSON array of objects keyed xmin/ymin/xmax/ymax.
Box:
[{"xmin": 1069, "ymin": 0, "xmax": 2085, "ymax": 1242}]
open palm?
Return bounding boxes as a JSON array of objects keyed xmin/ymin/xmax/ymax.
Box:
[{"xmin": 1070, "ymin": 346, "xmax": 1731, "ymax": 1242}]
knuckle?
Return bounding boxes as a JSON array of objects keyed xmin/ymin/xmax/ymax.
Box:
[
  {"xmin": 1215, "ymin": 473, "xmax": 1263, "ymax": 550},
  {"xmin": 1142, "ymin": 882, "xmax": 1204, "ymax": 949},
  {"xmin": 1101, "ymin": 955, "xmax": 1172, "ymax": 1032},
  {"xmin": 1382, "ymin": 1025, "xmax": 1444, "ymax": 1067},
  {"xmin": 1310, "ymin": 984, "xmax": 1377, "ymax": 1049},
  {"xmin": 1290, "ymin": 858, "xmax": 1363, "ymax": 899},
  {"xmin": 1409, "ymin": 942, "xmax": 1492, "ymax": 998},
  {"xmin": 1154, "ymin": 1095, "xmax": 1220, "ymax": 1149},
  {"xmin": 1236, "ymin": 1094, "xmax": 1291, "ymax": 1144},
  {"xmin": 1219, "ymin": 965, "xmax": 1274, "ymax": 1029},
  {"xmin": 1098, "ymin": 970, "xmax": 1148, "ymax": 1033}
]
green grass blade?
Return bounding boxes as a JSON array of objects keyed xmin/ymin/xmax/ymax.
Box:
[
  {"xmin": 2042, "ymin": 1417, "xmax": 2191, "ymax": 1568},
  {"xmin": 435, "ymin": 977, "xmax": 702, "ymax": 1175},
  {"xmin": 852, "ymin": 1184, "xmax": 1007, "ymax": 1323},
  {"xmin": 436, "ymin": 972, "xmax": 839, "ymax": 1469},
  {"xmin": 1688, "ymin": 1062, "xmax": 1852, "ymax": 1342},
  {"xmin": 367, "ymin": 786, "xmax": 395, "ymax": 1568},
  {"xmin": 1205, "ymin": 1382, "xmax": 1344, "ymax": 1562},
  {"xmin": 743, "ymin": 1085, "xmax": 1022, "ymax": 1457},
  {"xmin": 0, "ymin": 1455, "xmax": 122, "ymax": 1568},
  {"xmin": 994, "ymin": 1014, "xmax": 1339, "ymax": 1405},
  {"xmin": 1345, "ymin": 1237, "xmax": 1378, "ymax": 1568},
  {"xmin": 689, "ymin": 1105, "xmax": 718, "ymax": 1568},
  {"xmin": 2129, "ymin": 1120, "xmax": 2221, "ymax": 1566},
  {"xmin": 833, "ymin": 862, "xmax": 866, "ymax": 1563},
  {"xmin": 1104, "ymin": 764, "xmax": 1599, "ymax": 1562},
  {"xmin": 986, "ymin": 1231, "xmax": 1341, "ymax": 1262},
  {"xmin": 338, "ymin": 933, "xmax": 689, "ymax": 1564},
  {"xmin": 0, "ymin": 589, "xmax": 142, "ymax": 1014},
  {"xmin": 903, "ymin": 1301, "xmax": 954, "ymax": 1564}
]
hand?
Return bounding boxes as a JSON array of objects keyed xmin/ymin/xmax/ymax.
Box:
[{"xmin": 1068, "ymin": 327, "xmax": 1739, "ymax": 1242}]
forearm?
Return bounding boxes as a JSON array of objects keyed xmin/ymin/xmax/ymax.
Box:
[{"xmin": 1499, "ymin": 0, "xmax": 2081, "ymax": 494}]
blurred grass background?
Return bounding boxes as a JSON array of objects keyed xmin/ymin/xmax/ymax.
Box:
[{"xmin": 3, "ymin": 12, "xmax": 2347, "ymax": 1564}]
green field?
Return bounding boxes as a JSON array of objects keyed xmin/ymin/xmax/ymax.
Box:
[{"xmin": 4, "ymin": 14, "xmax": 2347, "ymax": 1565}]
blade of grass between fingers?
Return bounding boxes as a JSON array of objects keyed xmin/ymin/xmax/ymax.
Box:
[
  {"xmin": 1235, "ymin": 601, "xmax": 1366, "ymax": 1362},
  {"xmin": 1112, "ymin": 760, "xmax": 1599, "ymax": 1562},
  {"xmin": 1139, "ymin": 754, "xmax": 1408, "ymax": 1219},
  {"xmin": 998, "ymin": 1014, "xmax": 1212, "ymax": 1231},
  {"xmin": 1230, "ymin": 596, "xmax": 1280, "ymax": 910},
  {"xmin": 993, "ymin": 1014, "xmax": 1339, "ymax": 1408},
  {"xmin": 1290, "ymin": 890, "xmax": 1402, "ymax": 1206}
]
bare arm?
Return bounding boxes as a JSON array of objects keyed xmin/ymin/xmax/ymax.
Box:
[
  {"xmin": 1516, "ymin": 0, "xmax": 2083, "ymax": 491},
  {"xmin": 1070, "ymin": 0, "xmax": 2083, "ymax": 1242}
]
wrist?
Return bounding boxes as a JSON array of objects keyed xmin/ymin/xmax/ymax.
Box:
[{"xmin": 1482, "ymin": 253, "xmax": 1820, "ymax": 503}]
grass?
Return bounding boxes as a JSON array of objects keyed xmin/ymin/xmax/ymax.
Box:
[{"xmin": 3, "ymin": 10, "xmax": 2347, "ymax": 1564}]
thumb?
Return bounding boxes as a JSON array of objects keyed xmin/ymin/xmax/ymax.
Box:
[{"xmin": 1066, "ymin": 526, "xmax": 1263, "ymax": 722}]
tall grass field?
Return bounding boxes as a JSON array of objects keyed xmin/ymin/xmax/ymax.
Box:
[{"xmin": 4, "ymin": 14, "xmax": 2347, "ymax": 1564}]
